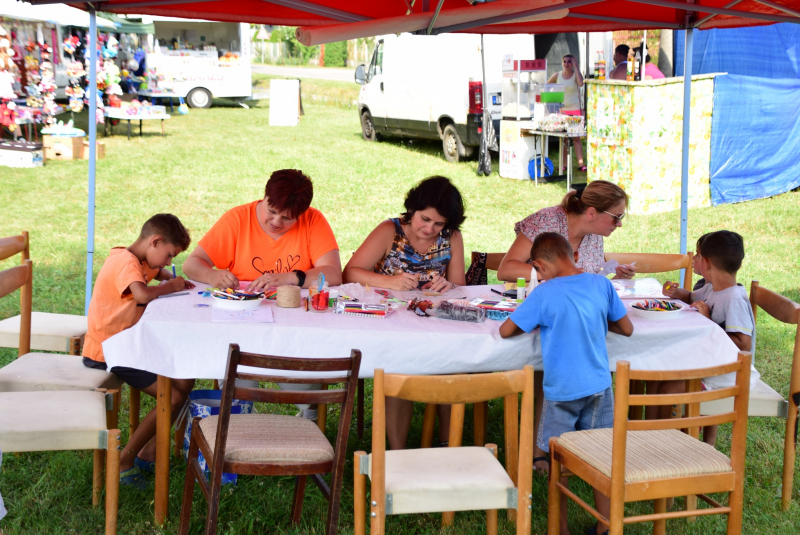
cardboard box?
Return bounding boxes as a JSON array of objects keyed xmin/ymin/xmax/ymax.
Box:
[
  {"xmin": 43, "ymin": 135, "xmax": 84, "ymax": 161},
  {"xmin": 0, "ymin": 140, "xmax": 44, "ymax": 168},
  {"xmin": 82, "ymin": 140, "xmax": 106, "ymax": 160}
]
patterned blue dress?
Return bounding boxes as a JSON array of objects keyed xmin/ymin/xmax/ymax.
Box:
[{"xmin": 373, "ymin": 218, "xmax": 452, "ymax": 288}]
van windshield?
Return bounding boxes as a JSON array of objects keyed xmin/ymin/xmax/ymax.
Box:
[{"xmin": 368, "ymin": 41, "xmax": 384, "ymax": 80}]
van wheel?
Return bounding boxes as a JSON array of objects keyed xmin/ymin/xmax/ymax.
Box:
[
  {"xmin": 442, "ymin": 124, "xmax": 465, "ymax": 163},
  {"xmin": 187, "ymin": 88, "xmax": 212, "ymax": 108},
  {"xmin": 361, "ymin": 111, "xmax": 381, "ymax": 142}
]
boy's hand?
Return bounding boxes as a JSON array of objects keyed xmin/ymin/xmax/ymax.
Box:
[
  {"xmin": 210, "ymin": 269, "xmax": 239, "ymax": 290},
  {"xmin": 691, "ymin": 300, "xmax": 710, "ymax": 318},
  {"xmin": 662, "ymin": 280, "xmax": 679, "ymax": 296},
  {"xmin": 169, "ymin": 277, "xmax": 187, "ymax": 292}
]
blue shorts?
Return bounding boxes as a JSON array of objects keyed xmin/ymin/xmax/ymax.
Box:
[{"xmin": 538, "ymin": 387, "xmax": 614, "ymax": 453}]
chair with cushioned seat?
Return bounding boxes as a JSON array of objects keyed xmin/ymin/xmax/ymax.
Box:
[
  {"xmin": 354, "ymin": 365, "xmax": 534, "ymax": 535},
  {"xmin": 700, "ymin": 280, "xmax": 797, "ymax": 511},
  {"xmin": 0, "ymin": 234, "xmax": 123, "ymax": 427},
  {"xmin": 0, "ymin": 233, "xmax": 87, "ymax": 355},
  {"xmin": 548, "ymin": 353, "xmax": 751, "ymax": 535},
  {"xmin": 0, "ymin": 258, "xmax": 121, "ymax": 534},
  {"xmin": 179, "ymin": 344, "xmax": 361, "ymax": 535}
]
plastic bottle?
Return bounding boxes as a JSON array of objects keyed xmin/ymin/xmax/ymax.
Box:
[
  {"xmin": 626, "ymin": 48, "xmax": 634, "ymax": 81},
  {"xmin": 593, "ymin": 51, "xmax": 600, "ymax": 78},
  {"xmin": 598, "ymin": 51, "xmax": 606, "ymax": 80},
  {"xmin": 517, "ymin": 277, "xmax": 527, "ymax": 301}
]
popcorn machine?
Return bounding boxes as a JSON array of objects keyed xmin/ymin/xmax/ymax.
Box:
[{"xmin": 499, "ymin": 56, "xmax": 547, "ymax": 180}]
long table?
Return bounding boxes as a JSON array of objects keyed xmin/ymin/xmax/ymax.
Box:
[{"xmin": 103, "ymin": 283, "xmax": 739, "ymax": 524}]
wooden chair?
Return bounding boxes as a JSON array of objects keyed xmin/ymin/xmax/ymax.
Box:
[
  {"xmin": 354, "ymin": 365, "xmax": 534, "ymax": 534},
  {"xmin": 0, "ymin": 259, "xmax": 121, "ymax": 534},
  {"xmin": 548, "ymin": 353, "xmax": 751, "ymax": 535},
  {"xmin": 605, "ymin": 252, "xmax": 694, "ymax": 421},
  {"xmin": 700, "ymin": 280, "xmax": 796, "ymax": 510},
  {"xmin": 0, "ymin": 232, "xmax": 87, "ymax": 355},
  {"xmin": 419, "ymin": 251, "xmax": 507, "ymax": 452},
  {"xmin": 0, "ymin": 236, "xmax": 124, "ymax": 429},
  {"xmin": 604, "ymin": 252, "xmax": 693, "ymax": 290},
  {"xmin": 179, "ymin": 344, "xmax": 361, "ymax": 535}
]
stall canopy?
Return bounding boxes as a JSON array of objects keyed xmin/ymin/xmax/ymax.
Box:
[
  {"xmin": 0, "ymin": 2, "xmax": 115, "ymax": 28},
  {"xmin": 22, "ymin": 0, "xmax": 800, "ymax": 313}
]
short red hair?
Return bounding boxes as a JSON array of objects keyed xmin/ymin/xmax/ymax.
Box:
[{"xmin": 264, "ymin": 169, "xmax": 314, "ymax": 219}]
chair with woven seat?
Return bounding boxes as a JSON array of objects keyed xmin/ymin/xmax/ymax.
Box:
[
  {"xmin": 354, "ymin": 365, "xmax": 534, "ymax": 534},
  {"xmin": 700, "ymin": 280, "xmax": 797, "ymax": 511},
  {"xmin": 548, "ymin": 353, "xmax": 751, "ymax": 535},
  {"xmin": 0, "ymin": 233, "xmax": 87, "ymax": 355},
  {"xmin": 0, "ymin": 259, "xmax": 121, "ymax": 534},
  {"xmin": 179, "ymin": 344, "xmax": 361, "ymax": 535}
]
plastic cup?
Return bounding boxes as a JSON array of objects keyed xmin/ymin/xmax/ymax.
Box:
[{"xmin": 310, "ymin": 281, "xmax": 329, "ymax": 312}]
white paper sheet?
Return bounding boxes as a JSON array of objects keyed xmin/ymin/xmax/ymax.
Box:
[
  {"xmin": 211, "ymin": 306, "xmax": 274, "ymax": 323},
  {"xmin": 612, "ymin": 277, "xmax": 668, "ymax": 299}
]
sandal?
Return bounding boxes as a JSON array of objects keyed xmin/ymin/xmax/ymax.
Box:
[
  {"xmin": 119, "ymin": 466, "xmax": 148, "ymax": 490},
  {"xmin": 579, "ymin": 165, "xmax": 587, "ymax": 172},
  {"xmin": 134, "ymin": 456, "xmax": 156, "ymax": 473},
  {"xmin": 533, "ymin": 456, "xmax": 550, "ymax": 477}
]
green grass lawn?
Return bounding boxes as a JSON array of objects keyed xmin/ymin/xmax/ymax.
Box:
[{"xmin": 1, "ymin": 77, "xmax": 799, "ymax": 534}]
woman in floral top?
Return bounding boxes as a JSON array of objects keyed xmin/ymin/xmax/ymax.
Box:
[
  {"xmin": 497, "ymin": 179, "xmax": 635, "ymax": 476},
  {"xmin": 498, "ymin": 180, "xmax": 635, "ymax": 280},
  {"xmin": 344, "ymin": 176, "xmax": 465, "ymax": 450}
]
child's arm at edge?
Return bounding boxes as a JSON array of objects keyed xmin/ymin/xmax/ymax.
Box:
[
  {"xmin": 608, "ymin": 314, "xmax": 634, "ymax": 337},
  {"xmin": 727, "ymin": 332, "xmax": 752, "ymax": 352},
  {"xmin": 662, "ymin": 281, "xmax": 692, "ymax": 304},
  {"xmin": 499, "ymin": 318, "xmax": 525, "ymax": 338},
  {"xmin": 129, "ymin": 278, "xmax": 186, "ymax": 304}
]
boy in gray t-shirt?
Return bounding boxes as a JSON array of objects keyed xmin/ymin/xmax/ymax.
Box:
[{"xmin": 664, "ymin": 230, "xmax": 757, "ymax": 445}]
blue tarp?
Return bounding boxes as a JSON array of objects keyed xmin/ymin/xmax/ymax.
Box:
[
  {"xmin": 710, "ymin": 74, "xmax": 800, "ymax": 205},
  {"xmin": 676, "ymin": 24, "xmax": 800, "ymax": 79}
]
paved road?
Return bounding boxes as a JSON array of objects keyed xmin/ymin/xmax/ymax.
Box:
[{"xmin": 252, "ymin": 64, "xmax": 357, "ymax": 83}]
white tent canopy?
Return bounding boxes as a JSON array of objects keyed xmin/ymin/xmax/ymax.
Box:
[{"xmin": 0, "ymin": 2, "xmax": 115, "ymax": 29}]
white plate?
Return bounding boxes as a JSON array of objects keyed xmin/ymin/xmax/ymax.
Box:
[
  {"xmin": 211, "ymin": 296, "xmax": 263, "ymax": 311},
  {"xmin": 629, "ymin": 301, "xmax": 684, "ymax": 320}
]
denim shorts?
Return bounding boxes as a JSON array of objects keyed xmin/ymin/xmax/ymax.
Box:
[{"xmin": 538, "ymin": 387, "xmax": 614, "ymax": 452}]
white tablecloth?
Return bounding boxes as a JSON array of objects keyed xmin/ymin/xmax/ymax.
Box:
[{"xmin": 103, "ymin": 284, "xmax": 740, "ymax": 381}]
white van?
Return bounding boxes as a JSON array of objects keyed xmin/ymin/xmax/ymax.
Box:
[
  {"xmin": 355, "ymin": 33, "xmax": 535, "ymax": 162},
  {"xmin": 145, "ymin": 20, "xmax": 252, "ymax": 108}
]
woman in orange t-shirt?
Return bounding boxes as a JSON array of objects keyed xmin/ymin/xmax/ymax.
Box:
[{"xmin": 183, "ymin": 169, "xmax": 342, "ymax": 290}]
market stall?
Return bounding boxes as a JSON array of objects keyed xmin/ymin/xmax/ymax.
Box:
[
  {"xmin": 142, "ymin": 18, "xmax": 251, "ymax": 108},
  {"xmin": 585, "ymin": 74, "xmax": 718, "ymax": 214}
]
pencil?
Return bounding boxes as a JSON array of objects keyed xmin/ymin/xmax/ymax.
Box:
[{"xmin": 172, "ymin": 264, "xmax": 176, "ymax": 278}]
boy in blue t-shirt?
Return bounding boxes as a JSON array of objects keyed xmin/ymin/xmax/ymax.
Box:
[{"xmin": 500, "ymin": 233, "xmax": 633, "ymax": 535}]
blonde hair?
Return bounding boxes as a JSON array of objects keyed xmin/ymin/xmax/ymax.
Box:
[{"xmin": 561, "ymin": 180, "xmax": 628, "ymax": 216}]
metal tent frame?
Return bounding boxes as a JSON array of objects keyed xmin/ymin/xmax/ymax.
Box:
[{"xmin": 24, "ymin": 0, "xmax": 800, "ymax": 313}]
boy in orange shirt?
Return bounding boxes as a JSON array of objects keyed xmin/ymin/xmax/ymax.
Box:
[{"xmin": 82, "ymin": 213, "xmax": 195, "ymax": 487}]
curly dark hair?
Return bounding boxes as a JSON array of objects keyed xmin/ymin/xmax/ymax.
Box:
[{"xmin": 400, "ymin": 176, "xmax": 466, "ymax": 231}]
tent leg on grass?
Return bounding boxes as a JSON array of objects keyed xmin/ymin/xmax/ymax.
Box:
[
  {"xmin": 679, "ymin": 19, "xmax": 693, "ymax": 259},
  {"xmin": 85, "ymin": 7, "xmax": 97, "ymax": 314}
]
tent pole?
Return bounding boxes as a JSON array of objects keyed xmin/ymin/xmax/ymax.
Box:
[
  {"xmin": 679, "ymin": 19, "xmax": 693, "ymax": 256},
  {"xmin": 85, "ymin": 6, "xmax": 97, "ymax": 314}
]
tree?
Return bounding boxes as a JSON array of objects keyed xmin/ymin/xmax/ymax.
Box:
[{"xmin": 323, "ymin": 41, "xmax": 348, "ymax": 67}]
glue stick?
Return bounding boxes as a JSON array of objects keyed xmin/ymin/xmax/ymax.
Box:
[{"xmin": 517, "ymin": 278, "xmax": 527, "ymax": 301}]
